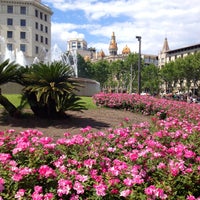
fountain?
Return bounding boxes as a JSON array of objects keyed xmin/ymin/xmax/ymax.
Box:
[
  {"xmin": 0, "ymin": 36, "xmax": 100, "ymax": 96},
  {"xmin": 0, "ymin": 36, "xmax": 27, "ymax": 66}
]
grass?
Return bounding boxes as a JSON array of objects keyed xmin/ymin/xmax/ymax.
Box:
[
  {"xmin": 0, "ymin": 94, "xmax": 97, "ymax": 110},
  {"xmin": 80, "ymin": 96, "xmax": 97, "ymax": 109}
]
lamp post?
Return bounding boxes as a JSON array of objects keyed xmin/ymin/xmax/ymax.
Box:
[{"xmin": 136, "ymin": 36, "xmax": 141, "ymax": 95}]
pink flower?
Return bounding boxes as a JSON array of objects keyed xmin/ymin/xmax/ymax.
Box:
[
  {"xmin": 157, "ymin": 162, "xmax": 166, "ymax": 169},
  {"xmin": 83, "ymin": 159, "xmax": 96, "ymax": 169},
  {"xmin": 31, "ymin": 193, "xmax": 43, "ymax": 200},
  {"xmin": 75, "ymin": 175, "xmax": 88, "ymax": 182},
  {"xmin": 123, "ymin": 178, "xmax": 133, "ymax": 186},
  {"xmin": 0, "ymin": 183, "xmax": 5, "ymax": 192},
  {"xmin": 120, "ymin": 189, "xmax": 131, "ymax": 197},
  {"xmin": 12, "ymin": 173, "xmax": 23, "ymax": 182},
  {"xmin": 94, "ymin": 183, "xmax": 107, "ymax": 196},
  {"xmin": 15, "ymin": 189, "xmax": 25, "ymax": 199},
  {"xmin": 145, "ymin": 185, "xmax": 156, "ymax": 196},
  {"xmin": 0, "ymin": 178, "xmax": 4, "ymax": 185},
  {"xmin": 44, "ymin": 193, "xmax": 54, "ymax": 200},
  {"xmin": 132, "ymin": 175, "xmax": 144, "ymax": 184},
  {"xmin": 145, "ymin": 185, "xmax": 167, "ymax": 199},
  {"xmin": 73, "ymin": 181, "xmax": 84, "ymax": 194},
  {"xmin": 34, "ymin": 186, "xmax": 43, "ymax": 193},
  {"xmin": 19, "ymin": 167, "xmax": 33, "ymax": 176},
  {"xmin": 39, "ymin": 137, "xmax": 53, "ymax": 145},
  {"xmin": 80, "ymin": 126, "xmax": 92, "ymax": 133},
  {"xmin": 0, "ymin": 153, "xmax": 11, "ymax": 164},
  {"xmin": 187, "ymin": 195, "xmax": 196, "ymax": 200},
  {"xmin": 184, "ymin": 168, "xmax": 193, "ymax": 174},
  {"xmin": 129, "ymin": 153, "xmax": 138, "ymax": 161},
  {"xmin": 184, "ymin": 149, "xmax": 196, "ymax": 158},
  {"xmin": 70, "ymin": 194, "xmax": 79, "ymax": 200},
  {"xmin": 107, "ymin": 147, "xmax": 116, "ymax": 152},
  {"xmin": 111, "ymin": 189, "xmax": 119, "ymax": 194},
  {"xmin": 38, "ymin": 165, "xmax": 56, "ymax": 178},
  {"xmin": 108, "ymin": 166, "xmax": 120, "ymax": 176},
  {"xmin": 170, "ymin": 167, "xmax": 180, "ymax": 176},
  {"xmin": 108, "ymin": 178, "xmax": 120, "ymax": 186},
  {"xmin": 57, "ymin": 179, "xmax": 72, "ymax": 197}
]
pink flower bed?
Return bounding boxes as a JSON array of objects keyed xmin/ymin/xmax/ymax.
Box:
[{"xmin": 0, "ymin": 93, "xmax": 200, "ymax": 199}]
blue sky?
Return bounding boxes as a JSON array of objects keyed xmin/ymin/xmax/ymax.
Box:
[{"xmin": 43, "ymin": 0, "xmax": 200, "ymax": 55}]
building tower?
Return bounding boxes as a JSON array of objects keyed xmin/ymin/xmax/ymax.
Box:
[
  {"xmin": 122, "ymin": 44, "xmax": 131, "ymax": 55},
  {"xmin": 67, "ymin": 38, "xmax": 87, "ymax": 51},
  {"xmin": 0, "ymin": 0, "xmax": 53, "ymax": 64},
  {"xmin": 109, "ymin": 32, "xmax": 118, "ymax": 56},
  {"xmin": 158, "ymin": 37, "xmax": 170, "ymax": 68}
]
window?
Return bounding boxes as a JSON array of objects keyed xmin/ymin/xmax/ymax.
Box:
[
  {"xmin": 35, "ymin": 34, "xmax": 38, "ymax": 41},
  {"xmin": 7, "ymin": 31, "xmax": 13, "ymax": 38},
  {"xmin": 40, "ymin": 36, "xmax": 43, "ymax": 43},
  {"xmin": 20, "ymin": 44, "xmax": 26, "ymax": 52},
  {"xmin": 20, "ymin": 32, "xmax": 26, "ymax": 39},
  {"xmin": 35, "ymin": 46, "xmax": 39, "ymax": 54},
  {"xmin": 35, "ymin": 22, "xmax": 38, "ymax": 29},
  {"xmin": 20, "ymin": 6, "xmax": 26, "ymax": 15},
  {"xmin": 7, "ymin": 6, "xmax": 13, "ymax": 14},
  {"xmin": 45, "ymin": 26, "xmax": 48, "ymax": 33},
  {"xmin": 20, "ymin": 19, "xmax": 26, "ymax": 26},
  {"xmin": 7, "ymin": 43, "xmax": 13, "ymax": 51},
  {"xmin": 72, "ymin": 42, "xmax": 76, "ymax": 48},
  {"xmin": 44, "ymin": 14, "xmax": 47, "ymax": 21},
  {"xmin": 45, "ymin": 38, "xmax": 48, "ymax": 45},
  {"xmin": 40, "ymin": 24, "xmax": 43, "ymax": 31},
  {"xmin": 7, "ymin": 18, "xmax": 13, "ymax": 26},
  {"xmin": 40, "ymin": 12, "xmax": 43, "ymax": 20},
  {"xmin": 35, "ymin": 9, "xmax": 38, "ymax": 17},
  {"xmin": 77, "ymin": 42, "xmax": 81, "ymax": 49}
]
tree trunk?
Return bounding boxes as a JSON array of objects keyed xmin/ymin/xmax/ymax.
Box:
[{"xmin": 0, "ymin": 90, "xmax": 20, "ymax": 117}]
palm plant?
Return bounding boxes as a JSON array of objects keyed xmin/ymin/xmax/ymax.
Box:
[
  {"xmin": 0, "ymin": 59, "xmax": 20, "ymax": 117},
  {"xmin": 17, "ymin": 61, "xmax": 85, "ymax": 118}
]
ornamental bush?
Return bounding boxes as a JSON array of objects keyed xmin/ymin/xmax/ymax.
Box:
[{"xmin": 0, "ymin": 93, "xmax": 200, "ymax": 199}]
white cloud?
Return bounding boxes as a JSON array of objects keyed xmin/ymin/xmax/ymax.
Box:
[
  {"xmin": 51, "ymin": 22, "xmax": 85, "ymax": 51},
  {"xmin": 44, "ymin": 0, "xmax": 200, "ymax": 55}
]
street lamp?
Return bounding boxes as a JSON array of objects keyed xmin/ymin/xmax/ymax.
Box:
[{"xmin": 136, "ymin": 36, "xmax": 142, "ymax": 95}]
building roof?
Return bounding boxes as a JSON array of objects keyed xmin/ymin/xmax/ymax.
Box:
[
  {"xmin": 109, "ymin": 32, "xmax": 118, "ymax": 51},
  {"xmin": 162, "ymin": 38, "xmax": 170, "ymax": 52},
  {"xmin": 167, "ymin": 43, "xmax": 200, "ymax": 55},
  {"xmin": 122, "ymin": 45, "xmax": 131, "ymax": 54}
]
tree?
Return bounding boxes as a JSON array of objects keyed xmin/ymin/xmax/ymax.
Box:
[
  {"xmin": 160, "ymin": 61, "xmax": 176, "ymax": 93},
  {"xmin": 89, "ymin": 60, "xmax": 110, "ymax": 89},
  {"xmin": 107, "ymin": 60, "xmax": 126, "ymax": 91},
  {"xmin": 183, "ymin": 55, "xmax": 195, "ymax": 93},
  {"xmin": 142, "ymin": 64, "xmax": 161, "ymax": 94},
  {"xmin": 123, "ymin": 53, "xmax": 143, "ymax": 92},
  {"xmin": 17, "ymin": 61, "xmax": 85, "ymax": 118},
  {"xmin": 0, "ymin": 59, "xmax": 20, "ymax": 117},
  {"xmin": 77, "ymin": 54, "xmax": 92, "ymax": 78},
  {"xmin": 173, "ymin": 57, "xmax": 186, "ymax": 92},
  {"xmin": 189, "ymin": 52, "xmax": 200, "ymax": 93}
]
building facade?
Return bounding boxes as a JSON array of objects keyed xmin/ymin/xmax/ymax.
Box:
[
  {"xmin": 158, "ymin": 38, "xmax": 200, "ymax": 94},
  {"xmin": 67, "ymin": 38, "xmax": 96, "ymax": 59},
  {"xmin": 158, "ymin": 38, "xmax": 200, "ymax": 68},
  {"xmin": 69, "ymin": 32, "xmax": 158, "ymax": 66},
  {"xmin": 0, "ymin": 0, "xmax": 53, "ymax": 65}
]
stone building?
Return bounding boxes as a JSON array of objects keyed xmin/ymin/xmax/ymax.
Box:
[
  {"xmin": 158, "ymin": 38, "xmax": 200, "ymax": 68},
  {"xmin": 158, "ymin": 38, "xmax": 200, "ymax": 94},
  {"xmin": 70, "ymin": 32, "xmax": 158, "ymax": 66},
  {"xmin": 0, "ymin": 0, "xmax": 53, "ymax": 65}
]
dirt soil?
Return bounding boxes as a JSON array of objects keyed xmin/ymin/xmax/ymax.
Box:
[{"xmin": 0, "ymin": 108, "xmax": 151, "ymax": 140}]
